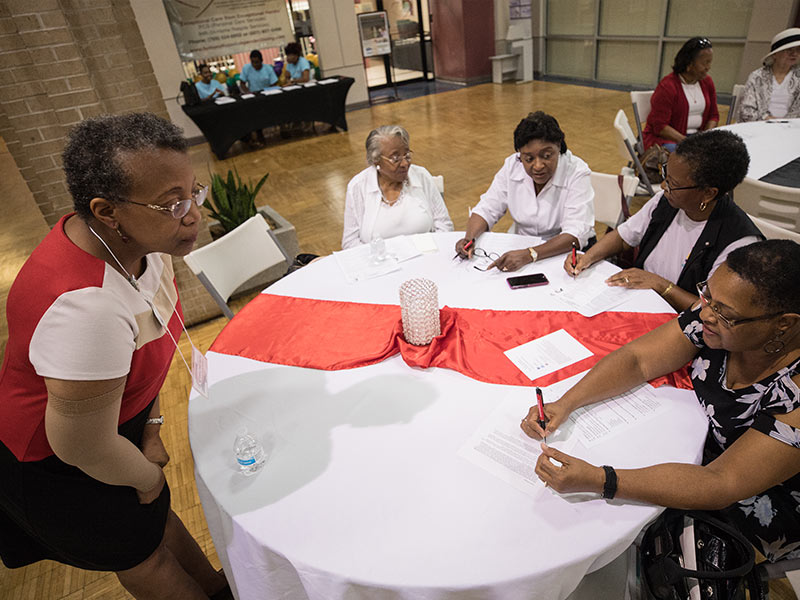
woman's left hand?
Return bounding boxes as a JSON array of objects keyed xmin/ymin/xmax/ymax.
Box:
[
  {"xmin": 488, "ymin": 249, "xmax": 532, "ymax": 272},
  {"xmin": 141, "ymin": 427, "xmax": 170, "ymax": 468},
  {"xmin": 535, "ymin": 444, "xmax": 605, "ymax": 494},
  {"xmin": 605, "ymin": 268, "xmax": 669, "ymax": 293}
]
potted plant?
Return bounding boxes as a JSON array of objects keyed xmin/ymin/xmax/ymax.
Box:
[{"xmin": 204, "ymin": 167, "xmax": 267, "ymax": 235}]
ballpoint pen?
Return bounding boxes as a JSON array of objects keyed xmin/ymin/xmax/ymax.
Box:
[
  {"xmin": 536, "ymin": 387, "xmax": 547, "ymax": 443},
  {"xmin": 453, "ymin": 238, "xmax": 474, "ymax": 260},
  {"xmin": 571, "ymin": 242, "xmax": 577, "ymax": 269}
]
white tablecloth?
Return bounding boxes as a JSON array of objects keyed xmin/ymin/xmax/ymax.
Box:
[
  {"xmin": 189, "ymin": 232, "xmax": 708, "ymax": 600},
  {"xmin": 718, "ymin": 118, "xmax": 800, "ymax": 180}
]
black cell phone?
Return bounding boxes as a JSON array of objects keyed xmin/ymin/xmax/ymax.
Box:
[{"xmin": 507, "ymin": 273, "xmax": 549, "ymax": 289}]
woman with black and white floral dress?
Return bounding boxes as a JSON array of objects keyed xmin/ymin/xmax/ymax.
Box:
[
  {"xmin": 520, "ymin": 240, "xmax": 800, "ymax": 562},
  {"xmin": 739, "ymin": 28, "xmax": 800, "ymax": 122}
]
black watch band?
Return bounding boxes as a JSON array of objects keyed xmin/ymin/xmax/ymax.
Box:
[{"xmin": 601, "ymin": 465, "xmax": 618, "ymax": 499}]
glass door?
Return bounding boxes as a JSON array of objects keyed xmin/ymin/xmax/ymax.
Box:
[{"xmin": 354, "ymin": 0, "xmax": 433, "ymax": 89}]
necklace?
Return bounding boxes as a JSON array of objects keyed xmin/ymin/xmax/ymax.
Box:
[
  {"xmin": 379, "ymin": 178, "xmax": 408, "ymax": 206},
  {"xmin": 88, "ymin": 224, "xmax": 140, "ymax": 291},
  {"xmin": 682, "ymin": 80, "xmax": 702, "ymax": 105}
]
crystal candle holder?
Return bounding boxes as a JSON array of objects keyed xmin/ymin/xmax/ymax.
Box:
[{"xmin": 399, "ymin": 278, "xmax": 440, "ymax": 346}]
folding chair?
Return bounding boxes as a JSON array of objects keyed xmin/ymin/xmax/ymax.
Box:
[
  {"xmin": 590, "ymin": 172, "xmax": 640, "ymax": 230},
  {"xmin": 183, "ymin": 214, "xmax": 291, "ymax": 319},
  {"xmin": 613, "ymin": 109, "xmax": 655, "ymax": 196},
  {"xmin": 630, "ymin": 90, "xmax": 654, "ymax": 155},
  {"xmin": 733, "ymin": 178, "xmax": 800, "ymax": 233},
  {"xmin": 726, "ymin": 84, "xmax": 746, "ymax": 125},
  {"xmin": 748, "ymin": 214, "xmax": 800, "ymax": 242}
]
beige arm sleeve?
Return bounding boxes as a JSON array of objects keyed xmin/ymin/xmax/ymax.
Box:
[{"xmin": 44, "ymin": 378, "xmax": 162, "ymax": 493}]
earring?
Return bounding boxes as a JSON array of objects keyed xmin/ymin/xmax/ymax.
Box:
[
  {"xmin": 115, "ymin": 226, "xmax": 130, "ymax": 243},
  {"xmin": 764, "ymin": 330, "xmax": 786, "ymax": 354},
  {"xmin": 699, "ymin": 201, "xmax": 708, "ymax": 212}
]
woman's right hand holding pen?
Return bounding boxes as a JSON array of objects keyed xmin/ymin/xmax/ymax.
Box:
[
  {"xmin": 455, "ymin": 237, "xmax": 475, "ymax": 259},
  {"xmin": 563, "ymin": 251, "xmax": 593, "ymax": 277},
  {"xmin": 520, "ymin": 399, "xmax": 571, "ymax": 440}
]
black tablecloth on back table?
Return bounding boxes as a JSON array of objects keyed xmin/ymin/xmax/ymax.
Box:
[{"xmin": 182, "ymin": 76, "xmax": 354, "ymax": 159}]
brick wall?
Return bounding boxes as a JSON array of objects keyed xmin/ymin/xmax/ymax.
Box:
[{"xmin": 0, "ymin": 0, "xmax": 222, "ymax": 325}]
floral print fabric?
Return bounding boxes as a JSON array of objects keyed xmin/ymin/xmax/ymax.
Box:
[
  {"xmin": 678, "ymin": 306, "xmax": 800, "ymax": 561},
  {"xmin": 738, "ymin": 65, "xmax": 800, "ymax": 122}
]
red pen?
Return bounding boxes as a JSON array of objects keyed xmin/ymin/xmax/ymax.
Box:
[
  {"xmin": 536, "ymin": 387, "xmax": 547, "ymax": 442},
  {"xmin": 453, "ymin": 238, "xmax": 474, "ymax": 260},
  {"xmin": 571, "ymin": 242, "xmax": 577, "ymax": 269}
]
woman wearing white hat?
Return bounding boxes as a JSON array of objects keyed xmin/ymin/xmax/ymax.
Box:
[{"xmin": 738, "ymin": 27, "xmax": 800, "ymax": 122}]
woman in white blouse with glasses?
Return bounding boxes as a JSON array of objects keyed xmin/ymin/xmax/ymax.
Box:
[
  {"xmin": 454, "ymin": 111, "xmax": 594, "ymax": 272},
  {"xmin": 341, "ymin": 125, "xmax": 453, "ymax": 250}
]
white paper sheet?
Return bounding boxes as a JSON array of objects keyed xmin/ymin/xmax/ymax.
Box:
[
  {"xmin": 385, "ymin": 236, "xmax": 422, "ymax": 263},
  {"xmin": 550, "ymin": 260, "xmax": 630, "ymax": 317},
  {"xmin": 504, "ymin": 329, "xmax": 593, "ymax": 380},
  {"xmin": 458, "ymin": 389, "xmax": 577, "ymax": 498},
  {"xmin": 261, "ymin": 88, "xmax": 282, "ymax": 96},
  {"xmin": 282, "ymin": 85, "xmax": 302, "ymax": 90},
  {"xmin": 240, "ymin": 93, "xmax": 255, "ymax": 99},
  {"xmin": 318, "ymin": 78, "xmax": 339, "ymax": 85},
  {"xmin": 408, "ymin": 232, "xmax": 438, "ymax": 254},
  {"xmin": 332, "ymin": 245, "xmax": 400, "ymax": 283},
  {"xmin": 566, "ymin": 383, "xmax": 667, "ymax": 447},
  {"xmin": 214, "ymin": 96, "xmax": 236, "ymax": 104},
  {"xmin": 302, "ymin": 82, "xmax": 318, "ymax": 87}
]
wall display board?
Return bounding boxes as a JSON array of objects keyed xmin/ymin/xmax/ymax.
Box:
[
  {"xmin": 164, "ymin": 0, "xmax": 293, "ymax": 60},
  {"xmin": 357, "ymin": 11, "xmax": 392, "ymax": 57}
]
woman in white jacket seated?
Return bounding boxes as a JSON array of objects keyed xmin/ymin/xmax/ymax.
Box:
[{"xmin": 341, "ymin": 125, "xmax": 453, "ymax": 249}]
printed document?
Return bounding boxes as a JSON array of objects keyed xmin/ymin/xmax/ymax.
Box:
[
  {"xmin": 550, "ymin": 261, "xmax": 630, "ymax": 317},
  {"xmin": 332, "ymin": 236, "xmax": 422, "ymax": 283},
  {"xmin": 504, "ymin": 329, "xmax": 593, "ymax": 380},
  {"xmin": 458, "ymin": 388, "xmax": 577, "ymax": 498}
]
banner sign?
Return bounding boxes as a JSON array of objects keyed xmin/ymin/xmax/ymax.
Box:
[
  {"xmin": 357, "ymin": 11, "xmax": 391, "ymax": 58},
  {"xmin": 163, "ymin": 0, "xmax": 293, "ymax": 60}
]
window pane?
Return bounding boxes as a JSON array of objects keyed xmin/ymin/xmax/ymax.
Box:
[
  {"xmin": 547, "ymin": 0, "xmax": 595, "ymax": 35},
  {"xmin": 666, "ymin": 0, "xmax": 752, "ymax": 38},
  {"xmin": 599, "ymin": 0, "xmax": 661, "ymax": 37},
  {"xmin": 597, "ymin": 41, "xmax": 660, "ymax": 85},
  {"xmin": 546, "ymin": 39, "xmax": 594, "ymax": 78},
  {"xmin": 659, "ymin": 41, "xmax": 743, "ymax": 94}
]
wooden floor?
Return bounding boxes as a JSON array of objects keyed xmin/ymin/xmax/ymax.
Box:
[{"xmin": 1, "ymin": 80, "xmax": 795, "ymax": 600}]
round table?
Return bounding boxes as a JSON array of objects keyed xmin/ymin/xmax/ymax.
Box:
[
  {"xmin": 718, "ymin": 118, "xmax": 800, "ymax": 185},
  {"xmin": 188, "ymin": 232, "xmax": 708, "ymax": 600}
]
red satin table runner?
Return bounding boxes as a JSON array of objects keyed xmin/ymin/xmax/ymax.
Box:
[{"xmin": 210, "ymin": 294, "xmax": 691, "ymax": 390}]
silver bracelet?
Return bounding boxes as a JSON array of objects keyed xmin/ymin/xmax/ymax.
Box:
[{"xmin": 145, "ymin": 415, "xmax": 164, "ymax": 425}]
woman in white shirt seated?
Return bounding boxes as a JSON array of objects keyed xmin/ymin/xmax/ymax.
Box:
[
  {"xmin": 739, "ymin": 28, "xmax": 800, "ymax": 122},
  {"xmin": 341, "ymin": 125, "xmax": 453, "ymax": 249},
  {"xmin": 454, "ymin": 111, "xmax": 594, "ymax": 272},
  {"xmin": 565, "ymin": 130, "xmax": 762, "ymax": 311}
]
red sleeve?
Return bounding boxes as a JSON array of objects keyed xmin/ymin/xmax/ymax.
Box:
[
  {"xmin": 647, "ymin": 75, "xmax": 678, "ymax": 135},
  {"xmin": 702, "ymin": 76, "xmax": 719, "ymax": 124}
]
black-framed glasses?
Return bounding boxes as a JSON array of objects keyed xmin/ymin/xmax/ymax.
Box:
[
  {"xmin": 380, "ymin": 151, "xmax": 413, "ymax": 165},
  {"xmin": 659, "ymin": 163, "xmax": 702, "ymax": 195},
  {"xmin": 472, "ymin": 248, "xmax": 500, "ymax": 271},
  {"xmin": 120, "ymin": 184, "xmax": 208, "ymax": 219},
  {"xmin": 696, "ymin": 280, "xmax": 783, "ymax": 328}
]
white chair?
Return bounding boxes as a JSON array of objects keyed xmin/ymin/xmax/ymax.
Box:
[
  {"xmin": 748, "ymin": 214, "xmax": 800, "ymax": 243},
  {"xmin": 630, "ymin": 90, "xmax": 654, "ymax": 155},
  {"xmin": 726, "ymin": 84, "xmax": 746, "ymax": 125},
  {"xmin": 590, "ymin": 172, "xmax": 640, "ymax": 229},
  {"xmin": 431, "ymin": 175, "xmax": 444, "ymax": 197},
  {"xmin": 613, "ymin": 109, "xmax": 655, "ymax": 196},
  {"xmin": 733, "ymin": 178, "xmax": 800, "ymax": 232},
  {"xmin": 183, "ymin": 214, "xmax": 290, "ymax": 319}
]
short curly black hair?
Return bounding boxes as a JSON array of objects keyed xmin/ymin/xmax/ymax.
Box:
[
  {"xmin": 513, "ymin": 111, "xmax": 567, "ymax": 153},
  {"xmin": 285, "ymin": 42, "xmax": 302, "ymax": 57},
  {"xmin": 725, "ymin": 240, "xmax": 800, "ymax": 314},
  {"xmin": 250, "ymin": 49, "xmax": 263, "ymax": 61},
  {"xmin": 672, "ymin": 37, "xmax": 713, "ymax": 74},
  {"xmin": 674, "ymin": 130, "xmax": 749, "ymax": 198},
  {"xmin": 62, "ymin": 113, "xmax": 187, "ymax": 220}
]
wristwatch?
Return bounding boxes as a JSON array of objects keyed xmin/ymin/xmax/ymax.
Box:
[
  {"xmin": 601, "ymin": 465, "xmax": 618, "ymax": 499},
  {"xmin": 145, "ymin": 415, "xmax": 164, "ymax": 426},
  {"xmin": 528, "ymin": 247, "xmax": 538, "ymax": 263}
]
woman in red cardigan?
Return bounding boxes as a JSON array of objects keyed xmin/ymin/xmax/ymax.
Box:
[{"xmin": 643, "ymin": 37, "xmax": 719, "ymax": 151}]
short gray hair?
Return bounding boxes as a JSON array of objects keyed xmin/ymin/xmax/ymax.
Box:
[{"xmin": 365, "ymin": 125, "xmax": 410, "ymax": 165}]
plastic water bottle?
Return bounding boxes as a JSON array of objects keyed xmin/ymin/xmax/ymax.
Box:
[
  {"xmin": 233, "ymin": 428, "xmax": 266, "ymax": 476},
  {"xmin": 370, "ymin": 236, "xmax": 387, "ymax": 264}
]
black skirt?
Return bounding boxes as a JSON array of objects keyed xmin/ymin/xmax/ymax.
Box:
[{"xmin": 0, "ymin": 400, "xmax": 170, "ymax": 571}]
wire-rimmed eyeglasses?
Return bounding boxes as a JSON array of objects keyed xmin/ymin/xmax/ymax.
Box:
[
  {"xmin": 472, "ymin": 248, "xmax": 499, "ymax": 271},
  {"xmin": 380, "ymin": 151, "xmax": 414, "ymax": 165},
  {"xmin": 120, "ymin": 184, "xmax": 208, "ymax": 219},
  {"xmin": 696, "ymin": 279, "xmax": 783, "ymax": 328}
]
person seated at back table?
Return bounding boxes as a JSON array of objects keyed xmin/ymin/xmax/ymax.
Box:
[
  {"xmin": 240, "ymin": 49, "xmax": 278, "ymax": 93},
  {"xmin": 524, "ymin": 240, "xmax": 800, "ymax": 565},
  {"xmin": 454, "ymin": 111, "xmax": 594, "ymax": 272},
  {"xmin": 565, "ymin": 130, "xmax": 762, "ymax": 312},
  {"xmin": 739, "ymin": 27, "xmax": 800, "ymax": 122},
  {"xmin": 195, "ymin": 64, "xmax": 226, "ymax": 101},
  {"xmin": 281, "ymin": 42, "xmax": 311, "ymax": 85},
  {"xmin": 643, "ymin": 37, "xmax": 719, "ymax": 152},
  {"xmin": 342, "ymin": 125, "xmax": 453, "ymax": 250}
]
